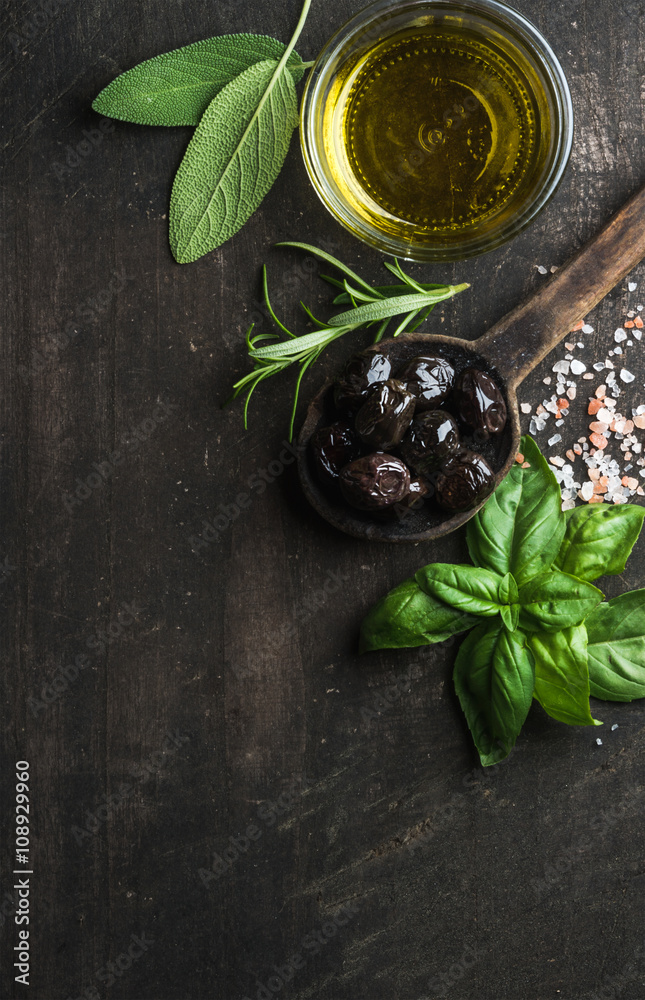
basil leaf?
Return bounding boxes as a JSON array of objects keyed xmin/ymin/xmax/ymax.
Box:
[
  {"xmin": 554, "ymin": 505, "xmax": 645, "ymax": 582},
  {"xmin": 453, "ymin": 622, "xmax": 535, "ymax": 767},
  {"xmin": 466, "ymin": 435, "xmax": 565, "ymax": 587},
  {"xmin": 415, "ymin": 564, "xmax": 503, "ymax": 617},
  {"xmin": 498, "ymin": 572, "xmax": 519, "ymax": 605},
  {"xmin": 519, "ymin": 570, "xmax": 603, "ymax": 632},
  {"xmin": 586, "ymin": 590, "xmax": 645, "ymax": 701},
  {"xmin": 500, "ymin": 604, "xmax": 520, "ymax": 632},
  {"xmin": 92, "ymin": 34, "xmax": 306, "ymax": 127},
  {"xmin": 169, "ymin": 58, "xmax": 298, "ymax": 262},
  {"xmin": 529, "ymin": 626, "xmax": 602, "ymax": 726},
  {"xmin": 359, "ymin": 578, "xmax": 476, "ymax": 653}
]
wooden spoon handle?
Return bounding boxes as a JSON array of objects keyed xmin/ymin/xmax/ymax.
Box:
[{"xmin": 477, "ymin": 184, "xmax": 645, "ymax": 389}]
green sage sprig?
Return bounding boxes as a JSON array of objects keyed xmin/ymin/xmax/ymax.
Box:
[
  {"xmin": 360, "ymin": 436, "xmax": 645, "ymax": 766},
  {"xmin": 92, "ymin": 5, "xmax": 314, "ymax": 262},
  {"xmin": 229, "ymin": 243, "xmax": 469, "ymax": 439}
]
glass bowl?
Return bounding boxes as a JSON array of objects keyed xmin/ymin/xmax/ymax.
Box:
[{"xmin": 300, "ymin": 0, "xmax": 573, "ymax": 261}]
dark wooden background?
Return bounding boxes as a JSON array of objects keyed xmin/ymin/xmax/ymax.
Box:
[{"xmin": 2, "ymin": 1, "xmax": 645, "ymax": 998}]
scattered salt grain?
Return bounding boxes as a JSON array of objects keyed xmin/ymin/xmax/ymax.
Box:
[
  {"xmin": 553, "ymin": 360, "xmax": 570, "ymax": 375},
  {"xmin": 570, "ymin": 359, "xmax": 586, "ymax": 375},
  {"xmin": 615, "ymin": 328, "xmax": 628, "ymax": 342},
  {"xmin": 536, "ymin": 265, "xmax": 548, "ymax": 274},
  {"xmin": 582, "ymin": 324, "xmax": 594, "ymax": 334},
  {"xmin": 580, "ymin": 482, "xmax": 594, "ymax": 501},
  {"xmin": 548, "ymin": 433, "xmax": 562, "ymax": 446},
  {"xmin": 520, "ymin": 402, "xmax": 532, "ymax": 414},
  {"xmin": 611, "ymin": 724, "xmax": 619, "ymax": 731},
  {"xmin": 596, "ymin": 738, "xmax": 603, "ymax": 746},
  {"xmin": 628, "ymin": 281, "xmax": 638, "ymax": 291},
  {"xmin": 620, "ymin": 369, "xmax": 636, "ymax": 383},
  {"xmin": 543, "ymin": 376, "xmax": 552, "ymax": 385}
]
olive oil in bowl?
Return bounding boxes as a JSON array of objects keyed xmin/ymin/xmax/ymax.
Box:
[{"xmin": 302, "ymin": 0, "xmax": 573, "ymax": 261}]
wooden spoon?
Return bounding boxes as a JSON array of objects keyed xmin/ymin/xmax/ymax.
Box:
[{"xmin": 298, "ymin": 185, "xmax": 645, "ymax": 542}]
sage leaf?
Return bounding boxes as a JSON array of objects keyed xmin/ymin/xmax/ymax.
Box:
[
  {"xmin": 169, "ymin": 58, "xmax": 298, "ymax": 262},
  {"xmin": 466, "ymin": 435, "xmax": 565, "ymax": 588},
  {"xmin": 453, "ymin": 622, "xmax": 535, "ymax": 766},
  {"xmin": 554, "ymin": 504, "xmax": 645, "ymax": 582},
  {"xmin": 586, "ymin": 590, "xmax": 645, "ymax": 701},
  {"xmin": 92, "ymin": 34, "xmax": 306, "ymax": 127},
  {"xmin": 359, "ymin": 577, "xmax": 477, "ymax": 653},
  {"xmin": 529, "ymin": 626, "xmax": 602, "ymax": 726},
  {"xmin": 519, "ymin": 570, "xmax": 603, "ymax": 633},
  {"xmin": 416, "ymin": 564, "xmax": 503, "ymax": 618}
]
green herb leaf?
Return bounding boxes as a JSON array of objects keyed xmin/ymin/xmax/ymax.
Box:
[
  {"xmin": 92, "ymin": 34, "xmax": 306, "ymax": 127},
  {"xmin": 500, "ymin": 604, "xmax": 520, "ymax": 632},
  {"xmin": 328, "ymin": 286, "xmax": 469, "ymax": 327},
  {"xmin": 554, "ymin": 504, "xmax": 645, "ymax": 582},
  {"xmin": 498, "ymin": 572, "xmax": 519, "ymax": 606},
  {"xmin": 529, "ymin": 626, "xmax": 602, "ymax": 726},
  {"xmin": 416, "ymin": 564, "xmax": 503, "ymax": 618},
  {"xmin": 359, "ymin": 578, "xmax": 477, "ymax": 653},
  {"xmin": 586, "ymin": 590, "xmax": 645, "ymax": 701},
  {"xmin": 518, "ymin": 570, "xmax": 603, "ymax": 633},
  {"xmin": 466, "ymin": 435, "xmax": 565, "ymax": 588},
  {"xmin": 169, "ymin": 58, "xmax": 297, "ymax": 262},
  {"xmin": 453, "ymin": 622, "xmax": 535, "ymax": 766}
]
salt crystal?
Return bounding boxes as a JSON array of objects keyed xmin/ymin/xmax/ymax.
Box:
[
  {"xmin": 565, "ymin": 342, "xmax": 575, "ymax": 350},
  {"xmin": 577, "ymin": 342, "xmax": 584, "ymax": 349},
  {"xmin": 562, "ymin": 498, "xmax": 576, "ymax": 511},
  {"xmin": 543, "ymin": 376, "xmax": 552, "ymax": 385},
  {"xmin": 548, "ymin": 433, "xmax": 562, "ymax": 446},
  {"xmin": 550, "ymin": 456, "xmax": 565, "ymax": 467},
  {"xmin": 611, "ymin": 724, "xmax": 619, "ymax": 731},
  {"xmin": 596, "ymin": 738, "xmax": 603, "ymax": 746},
  {"xmin": 620, "ymin": 369, "xmax": 635, "ymax": 383},
  {"xmin": 553, "ymin": 360, "xmax": 570, "ymax": 375},
  {"xmin": 580, "ymin": 481, "xmax": 594, "ymax": 501},
  {"xmin": 570, "ymin": 359, "xmax": 586, "ymax": 375},
  {"xmin": 628, "ymin": 281, "xmax": 638, "ymax": 291},
  {"xmin": 550, "ymin": 266, "xmax": 558, "ymax": 273},
  {"xmin": 555, "ymin": 418, "xmax": 564, "ymax": 426},
  {"xmin": 628, "ymin": 340, "xmax": 634, "ymax": 347},
  {"xmin": 634, "ymin": 330, "xmax": 643, "ymax": 341},
  {"xmin": 536, "ymin": 265, "xmax": 548, "ymax": 274},
  {"xmin": 582, "ymin": 324, "xmax": 594, "ymax": 333},
  {"xmin": 615, "ymin": 328, "xmax": 628, "ymax": 342},
  {"xmin": 614, "ymin": 347, "xmax": 623, "ymax": 355},
  {"xmin": 583, "ymin": 374, "xmax": 594, "ymax": 380},
  {"xmin": 593, "ymin": 362, "xmax": 606, "ymax": 371},
  {"xmin": 565, "ymin": 353, "xmax": 574, "ymax": 360},
  {"xmin": 520, "ymin": 402, "xmax": 532, "ymax": 414},
  {"xmin": 567, "ymin": 387, "xmax": 577, "ymax": 400}
]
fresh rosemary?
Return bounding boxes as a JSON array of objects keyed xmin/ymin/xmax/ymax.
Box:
[{"xmin": 230, "ymin": 243, "xmax": 469, "ymax": 439}]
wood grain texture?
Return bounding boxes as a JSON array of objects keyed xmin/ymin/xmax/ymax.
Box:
[{"xmin": 1, "ymin": 1, "xmax": 645, "ymax": 999}]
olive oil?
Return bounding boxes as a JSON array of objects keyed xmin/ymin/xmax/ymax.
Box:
[{"xmin": 323, "ymin": 22, "xmax": 551, "ymax": 250}]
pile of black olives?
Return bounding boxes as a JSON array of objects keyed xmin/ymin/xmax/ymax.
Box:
[{"xmin": 309, "ymin": 349, "xmax": 507, "ymax": 516}]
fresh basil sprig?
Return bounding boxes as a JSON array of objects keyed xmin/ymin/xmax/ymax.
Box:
[
  {"xmin": 360, "ymin": 435, "xmax": 645, "ymax": 766},
  {"xmin": 93, "ymin": 2, "xmax": 314, "ymax": 261},
  {"xmin": 229, "ymin": 244, "xmax": 468, "ymax": 439}
]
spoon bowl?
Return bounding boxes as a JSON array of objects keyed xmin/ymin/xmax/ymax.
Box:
[{"xmin": 298, "ymin": 183, "xmax": 645, "ymax": 541}]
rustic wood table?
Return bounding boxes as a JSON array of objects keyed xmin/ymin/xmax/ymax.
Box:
[{"xmin": 2, "ymin": 1, "xmax": 645, "ymax": 998}]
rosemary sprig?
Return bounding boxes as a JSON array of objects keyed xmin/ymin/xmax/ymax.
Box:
[{"xmin": 230, "ymin": 243, "xmax": 469, "ymax": 440}]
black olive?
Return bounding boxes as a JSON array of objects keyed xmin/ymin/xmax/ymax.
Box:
[
  {"xmin": 334, "ymin": 350, "xmax": 392, "ymax": 412},
  {"xmin": 339, "ymin": 453, "xmax": 411, "ymax": 510},
  {"xmin": 453, "ymin": 367, "xmax": 507, "ymax": 440},
  {"xmin": 310, "ymin": 422, "xmax": 362, "ymax": 486},
  {"xmin": 435, "ymin": 450, "xmax": 496, "ymax": 512},
  {"xmin": 399, "ymin": 410, "xmax": 460, "ymax": 475},
  {"xmin": 397, "ymin": 476, "xmax": 432, "ymax": 511},
  {"xmin": 354, "ymin": 379, "xmax": 416, "ymax": 450},
  {"xmin": 396, "ymin": 355, "xmax": 455, "ymax": 411}
]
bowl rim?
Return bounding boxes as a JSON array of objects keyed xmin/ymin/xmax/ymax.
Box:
[{"xmin": 300, "ymin": 0, "xmax": 574, "ymax": 262}]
